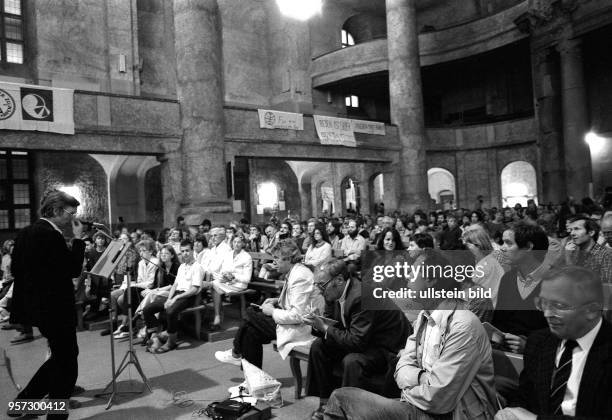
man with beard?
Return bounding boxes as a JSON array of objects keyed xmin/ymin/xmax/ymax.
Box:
[
  {"xmin": 340, "ymin": 219, "xmax": 367, "ymax": 269},
  {"xmin": 565, "ymin": 215, "xmax": 612, "ymax": 283},
  {"xmin": 8, "ymin": 190, "xmax": 86, "ymax": 419}
]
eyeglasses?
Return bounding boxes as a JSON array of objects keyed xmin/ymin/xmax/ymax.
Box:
[
  {"xmin": 316, "ymin": 274, "xmax": 344, "ymax": 292},
  {"xmin": 534, "ymin": 296, "xmax": 597, "ymax": 314},
  {"xmin": 62, "ymin": 208, "xmax": 77, "ymax": 216}
]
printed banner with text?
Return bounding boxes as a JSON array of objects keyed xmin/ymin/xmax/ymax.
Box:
[
  {"xmin": 351, "ymin": 118, "xmax": 386, "ymax": 135},
  {"xmin": 0, "ymin": 82, "xmax": 75, "ymax": 135},
  {"xmin": 258, "ymin": 109, "xmax": 304, "ymax": 130},
  {"xmin": 313, "ymin": 115, "xmax": 356, "ymax": 147}
]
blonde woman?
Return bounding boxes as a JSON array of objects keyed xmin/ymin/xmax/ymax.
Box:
[{"xmin": 461, "ymin": 224, "xmax": 504, "ymax": 308}]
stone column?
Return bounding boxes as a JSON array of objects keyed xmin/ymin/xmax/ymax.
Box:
[
  {"xmin": 557, "ymin": 38, "xmax": 591, "ymax": 199},
  {"xmin": 299, "ymin": 182, "xmax": 312, "ymax": 221},
  {"xmin": 532, "ymin": 47, "xmax": 566, "ymax": 204},
  {"xmin": 158, "ymin": 151, "xmax": 183, "ymax": 227},
  {"xmin": 173, "ymin": 0, "xmax": 231, "ymax": 225},
  {"xmin": 386, "ymin": 0, "xmax": 429, "ymax": 212}
]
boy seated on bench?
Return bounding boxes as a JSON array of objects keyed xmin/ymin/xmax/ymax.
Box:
[
  {"xmin": 210, "ymin": 233, "xmax": 253, "ymax": 331},
  {"xmin": 303, "ymin": 259, "xmax": 410, "ymax": 420},
  {"xmin": 143, "ymin": 239, "xmax": 203, "ymax": 353},
  {"xmin": 215, "ymin": 241, "xmax": 323, "ymax": 392}
]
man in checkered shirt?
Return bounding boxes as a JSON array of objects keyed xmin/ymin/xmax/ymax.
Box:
[{"xmin": 565, "ymin": 215, "xmax": 612, "ymax": 284}]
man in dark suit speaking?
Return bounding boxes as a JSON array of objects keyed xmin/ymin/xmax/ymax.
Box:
[
  {"xmin": 496, "ymin": 265, "xmax": 612, "ymax": 419},
  {"xmin": 9, "ymin": 190, "xmax": 86, "ymax": 419}
]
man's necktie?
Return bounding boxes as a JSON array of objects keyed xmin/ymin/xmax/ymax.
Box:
[{"xmin": 550, "ymin": 339, "xmax": 578, "ymax": 414}]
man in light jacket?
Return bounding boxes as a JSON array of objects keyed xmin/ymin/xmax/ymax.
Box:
[{"xmin": 215, "ymin": 241, "xmax": 322, "ymax": 371}]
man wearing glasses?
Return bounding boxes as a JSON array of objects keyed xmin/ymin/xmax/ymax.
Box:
[
  {"xmin": 215, "ymin": 241, "xmax": 320, "ymax": 380},
  {"xmin": 496, "ymin": 266, "xmax": 612, "ymax": 419},
  {"xmin": 304, "ymin": 259, "xmax": 410, "ymax": 420},
  {"xmin": 8, "ymin": 190, "xmax": 86, "ymax": 419}
]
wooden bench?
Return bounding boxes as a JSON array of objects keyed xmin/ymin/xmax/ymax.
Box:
[
  {"xmin": 179, "ymin": 288, "xmax": 257, "ymax": 339},
  {"xmin": 179, "ymin": 292, "xmax": 208, "ymax": 340},
  {"xmin": 226, "ymin": 288, "xmax": 257, "ymax": 319}
]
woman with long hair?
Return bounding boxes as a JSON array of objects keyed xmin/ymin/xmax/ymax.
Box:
[
  {"xmin": 138, "ymin": 244, "xmax": 180, "ymax": 345},
  {"xmin": 304, "ymin": 223, "xmax": 332, "ymax": 271}
]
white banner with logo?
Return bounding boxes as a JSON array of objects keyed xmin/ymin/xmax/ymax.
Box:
[
  {"xmin": 0, "ymin": 82, "xmax": 75, "ymax": 135},
  {"xmin": 258, "ymin": 109, "xmax": 304, "ymax": 130},
  {"xmin": 351, "ymin": 119, "xmax": 385, "ymax": 135},
  {"xmin": 313, "ymin": 115, "xmax": 356, "ymax": 147}
]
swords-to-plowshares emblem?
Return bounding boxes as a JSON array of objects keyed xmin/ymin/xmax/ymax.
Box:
[{"xmin": 0, "ymin": 89, "xmax": 16, "ymax": 120}]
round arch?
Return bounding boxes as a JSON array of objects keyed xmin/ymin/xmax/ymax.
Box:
[
  {"xmin": 317, "ymin": 180, "xmax": 334, "ymax": 216},
  {"xmin": 340, "ymin": 176, "xmax": 360, "ymax": 215},
  {"xmin": 500, "ymin": 161, "xmax": 538, "ymax": 207},
  {"xmin": 427, "ymin": 168, "xmax": 456, "ymax": 208},
  {"xmin": 369, "ymin": 172, "xmax": 384, "ymax": 214}
]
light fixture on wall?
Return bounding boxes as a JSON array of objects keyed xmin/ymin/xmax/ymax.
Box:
[
  {"xmin": 276, "ymin": 0, "xmax": 321, "ymax": 21},
  {"xmin": 257, "ymin": 182, "xmax": 279, "ymax": 208},
  {"xmin": 585, "ymin": 131, "xmax": 606, "ymax": 156}
]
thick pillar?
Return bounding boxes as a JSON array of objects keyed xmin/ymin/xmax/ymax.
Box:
[
  {"xmin": 557, "ymin": 38, "xmax": 591, "ymax": 199},
  {"xmin": 173, "ymin": 0, "xmax": 231, "ymax": 225},
  {"xmin": 159, "ymin": 151, "xmax": 183, "ymax": 227},
  {"xmin": 532, "ymin": 47, "xmax": 566, "ymax": 203},
  {"xmin": 386, "ymin": 0, "xmax": 429, "ymax": 212},
  {"xmin": 299, "ymin": 182, "xmax": 312, "ymax": 221},
  {"xmin": 266, "ymin": 2, "xmax": 313, "ymax": 113}
]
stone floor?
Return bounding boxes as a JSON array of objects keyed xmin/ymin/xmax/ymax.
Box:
[{"xmin": 1, "ymin": 323, "xmax": 320, "ymax": 420}]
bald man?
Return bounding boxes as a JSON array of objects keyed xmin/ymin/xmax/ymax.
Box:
[{"xmin": 496, "ymin": 266, "xmax": 612, "ymax": 420}]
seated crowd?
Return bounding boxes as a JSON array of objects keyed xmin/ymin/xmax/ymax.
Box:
[{"xmin": 1, "ymin": 198, "xmax": 612, "ymax": 419}]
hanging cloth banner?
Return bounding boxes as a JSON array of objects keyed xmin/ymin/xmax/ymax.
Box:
[
  {"xmin": 351, "ymin": 118, "xmax": 386, "ymax": 135},
  {"xmin": 258, "ymin": 109, "xmax": 304, "ymax": 130},
  {"xmin": 313, "ymin": 115, "xmax": 356, "ymax": 147},
  {"xmin": 0, "ymin": 82, "xmax": 75, "ymax": 135}
]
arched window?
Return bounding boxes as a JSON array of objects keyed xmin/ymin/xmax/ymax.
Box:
[
  {"xmin": 428, "ymin": 168, "xmax": 456, "ymax": 208},
  {"xmin": 320, "ymin": 181, "xmax": 334, "ymax": 215},
  {"xmin": 501, "ymin": 161, "xmax": 538, "ymax": 207},
  {"xmin": 341, "ymin": 29, "xmax": 355, "ymax": 48},
  {"xmin": 341, "ymin": 177, "xmax": 359, "ymax": 213}
]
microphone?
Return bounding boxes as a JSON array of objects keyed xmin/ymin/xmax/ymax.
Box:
[{"xmin": 79, "ymin": 220, "xmax": 107, "ymax": 229}]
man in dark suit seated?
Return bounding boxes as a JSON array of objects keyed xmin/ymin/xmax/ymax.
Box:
[
  {"xmin": 495, "ymin": 266, "xmax": 612, "ymax": 419},
  {"xmin": 8, "ymin": 190, "xmax": 86, "ymax": 419},
  {"xmin": 303, "ymin": 259, "xmax": 411, "ymax": 420}
]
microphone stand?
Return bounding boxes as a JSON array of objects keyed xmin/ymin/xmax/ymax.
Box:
[{"xmin": 87, "ymin": 237, "xmax": 151, "ymax": 409}]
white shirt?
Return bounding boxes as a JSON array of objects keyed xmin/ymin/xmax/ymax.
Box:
[
  {"xmin": 175, "ymin": 261, "xmax": 204, "ymax": 292},
  {"xmin": 200, "ymin": 241, "xmax": 232, "ymax": 274},
  {"xmin": 516, "ymin": 263, "xmax": 547, "ymax": 300},
  {"xmin": 304, "ymin": 242, "xmax": 332, "ymax": 268},
  {"xmin": 340, "ymin": 234, "xmax": 367, "ymax": 261},
  {"xmin": 420, "ymin": 310, "xmax": 446, "ymax": 372},
  {"xmin": 41, "ymin": 218, "xmax": 63, "ymax": 234},
  {"xmin": 219, "ymin": 249, "xmax": 253, "ymax": 290},
  {"xmin": 556, "ymin": 318, "xmax": 602, "ymax": 416}
]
